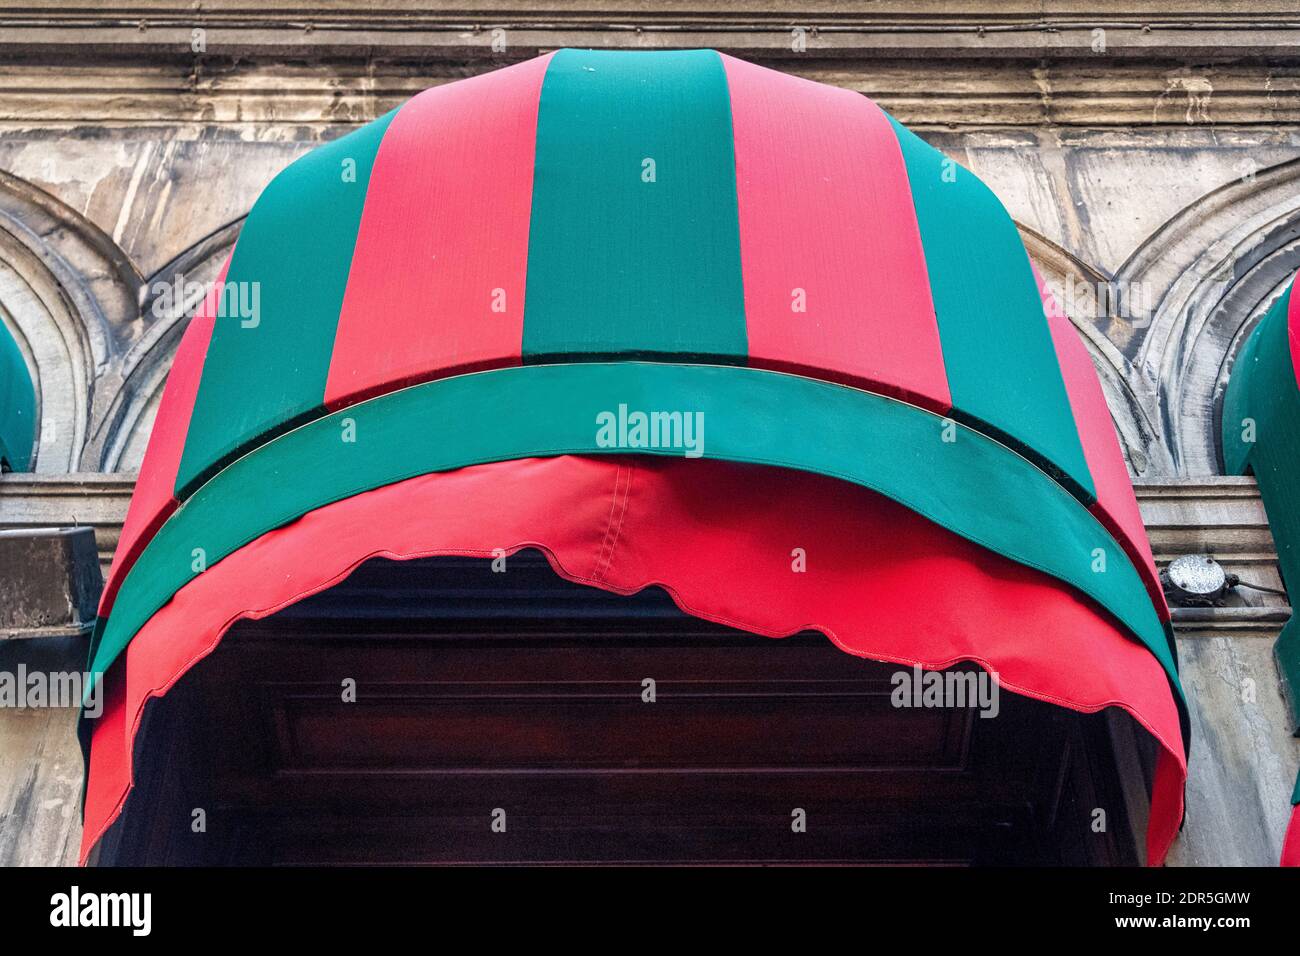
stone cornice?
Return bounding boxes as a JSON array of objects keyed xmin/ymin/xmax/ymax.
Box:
[
  {"xmin": 1, "ymin": 3, "xmax": 1300, "ymax": 62},
  {"xmin": 0, "ymin": 472, "xmax": 135, "ymax": 573},
  {"xmin": 0, "ymin": 57, "xmax": 1295, "ymax": 128},
  {"xmin": 1, "ymin": 5, "xmax": 1298, "ymax": 126}
]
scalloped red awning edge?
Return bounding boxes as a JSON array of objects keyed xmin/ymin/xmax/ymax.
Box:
[
  {"xmin": 82, "ymin": 455, "xmax": 1186, "ymax": 865},
  {"xmin": 1284, "ymin": 805, "xmax": 1300, "ymax": 867}
]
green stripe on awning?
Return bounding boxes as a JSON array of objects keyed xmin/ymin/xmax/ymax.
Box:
[
  {"xmin": 886, "ymin": 115, "xmax": 1096, "ymax": 504},
  {"xmin": 91, "ymin": 362, "xmax": 1183, "ymax": 741},
  {"xmin": 1223, "ymin": 282, "xmax": 1300, "ymax": 730},
  {"xmin": 0, "ymin": 318, "xmax": 35, "ymax": 471},
  {"xmin": 522, "ymin": 49, "xmax": 747, "ymax": 362},
  {"xmin": 1222, "ymin": 283, "xmax": 1293, "ymax": 477},
  {"xmin": 174, "ymin": 110, "xmax": 398, "ymax": 498}
]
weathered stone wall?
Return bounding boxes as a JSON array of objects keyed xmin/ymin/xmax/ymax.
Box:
[
  {"xmin": 0, "ymin": 2, "xmax": 1297, "ymax": 478},
  {"xmin": 1, "ymin": 2, "xmax": 1298, "ymax": 865}
]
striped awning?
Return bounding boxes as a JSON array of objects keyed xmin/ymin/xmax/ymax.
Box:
[
  {"xmin": 82, "ymin": 49, "xmax": 1187, "ymax": 864},
  {"xmin": 0, "ymin": 316, "xmax": 34, "ymax": 471},
  {"xmin": 1222, "ymin": 271, "xmax": 1300, "ymax": 866}
]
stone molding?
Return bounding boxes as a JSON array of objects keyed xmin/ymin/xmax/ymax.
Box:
[{"xmin": 0, "ymin": 4, "xmax": 1298, "ymax": 128}]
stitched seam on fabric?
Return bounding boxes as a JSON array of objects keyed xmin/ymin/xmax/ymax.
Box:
[
  {"xmin": 591, "ymin": 463, "xmax": 626, "ymax": 584},
  {"xmin": 593, "ymin": 464, "xmax": 633, "ymax": 585}
]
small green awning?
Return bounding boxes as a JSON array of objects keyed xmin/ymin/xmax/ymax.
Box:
[
  {"xmin": 1222, "ymin": 271, "xmax": 1300, "ymax": 865},
  {"xmin": 0, "ymin": 316, "xmax": 35, "ymax": 472}
]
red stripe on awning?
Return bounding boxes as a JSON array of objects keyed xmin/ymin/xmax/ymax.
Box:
[
  {"xmin": 100, "ymin": 260, "xmax": 226, "ymax": 615},
  {"xmin": 82, "ymin": 455, "xmax": 1185, "ymax": 865},
  {"xmin": 323, "ymin": 54, "xmax": 552, "ymax": 411},
  {"xmin": 1036, "ymin": 266, "xmax": 1169, "ymax": 622},
  {"xmin": 721, "ymin": 54, "xmax": 951, "ymax": 412},
  {"xmin": 1290, "ymin": 279, "xmax": 1300, "ymax": 392},
  {"xmin": 1284, "ymin": 804, "xmax": 1300, "ymax": 867}
]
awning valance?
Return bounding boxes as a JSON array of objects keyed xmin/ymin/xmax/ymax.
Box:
[{"xmin": 82, "ymin": 49, "xmax": 1186, "ymax": 864}]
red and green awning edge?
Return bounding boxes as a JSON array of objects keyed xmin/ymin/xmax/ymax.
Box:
[
  {"xmin": 0, "ymin": 314, "xmax": 35, "ymax": 472},
  {"xmin": 1222, "ymin": 273, "xmax": 1300, "ymax": 866},
  {"xmin": 81, "ymin": 49, "xmax": 1188, "ymax": 863}
]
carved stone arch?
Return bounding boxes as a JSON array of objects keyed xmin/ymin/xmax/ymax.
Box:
[
  {"xmin": 0, "ymin": 170, "xmax": 142, "ymax": 472},
  {"xmin": 1114, "ymin": 158, "xmax": 1300, "ymax": 475},
  {"xmin": 93, "ymin": 219, "xmax": 242, "ymax": 471},
  {"xmin": 1020, "ymin": 226, "xmax": 1170, "ymax": 477}
]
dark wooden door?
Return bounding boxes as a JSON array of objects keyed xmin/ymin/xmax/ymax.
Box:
[{"xmin": 97, "ymin": 553, "xmax": 1148, "ymax": 865}]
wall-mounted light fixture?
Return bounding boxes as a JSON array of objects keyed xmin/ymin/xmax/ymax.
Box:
[{"xmin": 1160, "ymin": 553, "xmax": 1288, "ymax": 607}]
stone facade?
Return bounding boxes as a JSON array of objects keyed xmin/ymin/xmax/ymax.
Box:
[{"xmin": 0, "ymin": 2, "xmax": 1298, "ymax": 865}]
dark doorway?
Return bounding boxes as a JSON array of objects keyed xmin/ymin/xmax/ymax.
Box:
[{"xmin": 96, "ymin": 552, "xmax": 1150, "ymax": 865}]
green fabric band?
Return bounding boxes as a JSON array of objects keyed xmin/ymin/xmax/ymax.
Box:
[{"xmin": 90, "ymin": 362, "xmax": 1184, "ymax": 742}]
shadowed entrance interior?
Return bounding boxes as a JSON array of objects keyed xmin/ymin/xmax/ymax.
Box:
[{"xmin": 94, "ymin": 553, "xmax": 1150, "ymax": 866}]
